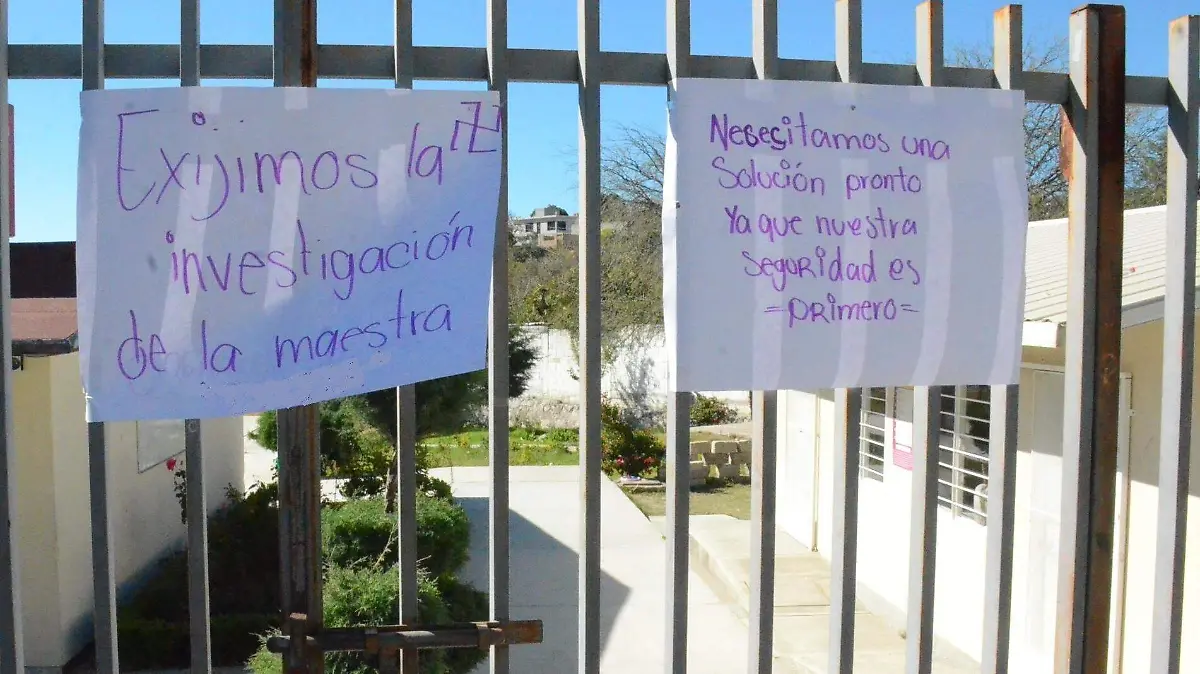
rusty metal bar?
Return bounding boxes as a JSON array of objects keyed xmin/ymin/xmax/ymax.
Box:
[
  {"xmin": 980, "ymin": 8, "xmax": 1022, "ymax": 674},
  {"xmin": 1149, "ymin": 14, "xmax": 1200, "ymax": 674},
  {"xmin": 266, "ymin": 620, "xmax": 544, "ymax": 654},
  {"xmin": 274, "ymin": 3, "xmax": 322, "ymax": 673},
  {"xmin": 1054, "ymin": 5, "xmax": 1126, "ymax": 674},
  {"xmin": 829, "ymin": 3, "xmax": 863, "ymax": 673},
  {"xmin": 485, "ymin": 1, "xmax": 511, "ymax": 673}
]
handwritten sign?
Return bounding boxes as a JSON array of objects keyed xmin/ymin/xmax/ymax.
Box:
[
  {"xmin": 77, "ymin": 87, "xmax": 503, "ymax": 421},
  {"xmin": 663, "ymin": 78, "xmax": 1028, "ymax": 392}
]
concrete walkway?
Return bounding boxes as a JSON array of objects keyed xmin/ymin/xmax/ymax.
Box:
[
  {"xmin": 431, "ymin": 466, "xmax": 763, "ymax": 674},
  {"xmin": 667, "ymin": 514, "xmax": 980, "ymax": 674}
]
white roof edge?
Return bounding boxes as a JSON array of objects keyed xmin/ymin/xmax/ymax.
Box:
[{"xmin": 1026, "ymin": 203, "xmax": 1171, "ymax": 229}]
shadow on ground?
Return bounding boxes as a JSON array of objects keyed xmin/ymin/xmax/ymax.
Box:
[{"xmin": 455, "ymin": 495, "xmax": 631, "ymax": 673}]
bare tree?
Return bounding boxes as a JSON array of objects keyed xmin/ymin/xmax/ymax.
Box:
[
  {"xmin": 600, "ymin": 125, "xmax": 666, "ymax": 209},
  {"xmin": 591, "ymin": 38, "xmax": 1171, "ymax": 223},
  {"xmin": 951, "ymin": 37, "xmax": 1167, "ymax": 219}
]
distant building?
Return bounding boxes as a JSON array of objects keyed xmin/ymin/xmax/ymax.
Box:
[
  {"xmin": 510, "ymin": 205, "xmax": 630, "ymax": 250},
  {"xmin": 510, "ymin": 205, "xmax": 577, "ymax": 249}
]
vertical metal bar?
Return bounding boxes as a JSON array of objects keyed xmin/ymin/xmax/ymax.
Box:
[
  {"xmin": 393, "ymin": 2, "xmax": 418, "ymax": 673},
  {"xmin": 577, "ymin": 0, "xmax": 602, "ymax": 669},
  {"xmin": 835, "ymin": 0, "xmax": 862, "ymax": 84},
  {"xmin": 0, "ymin": 0, "xmax": 20, "ymax": 669},
  {"xmin": 664, "ymin": 389, "xmax": 690, "ymax": 674},
  {"xmin": 906, "ymin": 386, "xmax": 939, "ymax": 674},
  {"xmin": 1054, "ymin": 6, "xmax": 1125, "ymax": 674},
  {"xmin": 748, "ymin": 391, "xmax": 777, "ymax": 674},
  {"xmin": 830, "ymin": 3, "xmax": 862, "ymax": 673},
  {"xmin": 396, "ymin": 387, "xmax": 418, "ymax": 674},
  {"xmin": 485, "ymin": 1, "xmax": 510, "ymax": 673},
  {"xmin": 185, "ymin": 422, "xmax": 211, "ymax": 673},
  {"xmin": 748, "ymin": 3, "xmax": 778, "ymax": 672},
  {"xmin": 906, "ymin": 5, "xmax": 942, "ymax": 674},
  {"xmin": 1149, "ymin": 14, "xmax": 1199, "ymax": 674},
  {"xmin": 274, "ymin": 1, "xmax": 322, "ymax": 672},
  {"xmin": 82, "ymin": 2, "xmax": 119, "ymax": 672},
  {"xmin": 829, "ymin": 388, "xmax": 861, "ymax": 674},
  {"xmin": 981, "ymin": 8, "xmax": 1022, "ymax": 674},
  {"xmin": 664, "ymin": 2, "xmax": 691, "ymax": 672},
  {"xmin": 179, "ymin": 2, "xmax": 212, "ymax": 671}
]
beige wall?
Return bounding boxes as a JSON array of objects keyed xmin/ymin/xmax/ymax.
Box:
[
  {"xmin": 14, "ymin": 357, "xmax": 65, "ymax": 666},
  {"xmin": 16, "ymin": 352, "xmax": 245, "ymax": 669}
]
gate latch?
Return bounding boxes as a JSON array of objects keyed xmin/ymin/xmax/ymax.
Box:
[{"xmin": 268, "ymin": 617, "xmax": 544, "ymax": 671}]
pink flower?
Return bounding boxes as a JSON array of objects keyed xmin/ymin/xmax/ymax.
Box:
[{"xmin": 166, "ymin": 458, "xmax": 177, "ymax": 471}]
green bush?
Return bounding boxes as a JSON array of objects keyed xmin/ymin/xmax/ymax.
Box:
[
  {"xmin": 250, "ymin": 397, "xmax": 393, "ymax": 487},
  {"xmin": 118, "ymin": 483, "xmax": 283, "ymax": 668},
  {"xmin": 690, "ymin": 394, "xmax": 739, "ymax": 426},
  {"xmin": 544, "ymin": 427, "xmax": 579, "ymax": 444},
  {"xmin": 600, "ymin": 399, "xmax": 664, "ymax": 478},
  {"xmin": 122, "ymin": 480, "xmax": 479, "ymax": 671},
  {"xmin": 323, "ymin": 495, "xmax": 469, "ymax": 580},
  {"xmin": 118, "ymin": 612, "xmax": 279, "ymax": 671}
]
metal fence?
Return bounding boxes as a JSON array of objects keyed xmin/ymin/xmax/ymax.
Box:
[{"xmin": 0, "ymin": 1, "xmax": 1196, "ymax": 673}]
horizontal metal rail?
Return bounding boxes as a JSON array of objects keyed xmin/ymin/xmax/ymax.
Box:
[
  {"xmin": 265, "ymin": 619, "xmax": 544, "ymax": 653},
  {"xmin": 4, "ymin": 43, "xmax": 1170, "ymax": 106}
]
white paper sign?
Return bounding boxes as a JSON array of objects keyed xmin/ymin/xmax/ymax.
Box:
[
  {"xmin": 663, "ymin": 78, "xmax": 1028, "ymax": 392},
  {"xmin": 77, "ymin": 87, "xmax": 503, "ymax": 421}
]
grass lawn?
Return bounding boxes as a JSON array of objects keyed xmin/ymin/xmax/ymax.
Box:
[
  {"xmin": 421, "ymin": 428, "xmax": 580, "ymax": 468},
  {"xmin": 623, "ymin": 480, "xmax": 752, "ymax": 520},
  {"xmin": 421, "ymin": 427, "xmax": 748, "ymax": 469}
]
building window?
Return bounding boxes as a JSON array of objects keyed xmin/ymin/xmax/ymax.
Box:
[
  {"xmin": 937, "ymin": 385, "xmax": 991, "ymax": 523},
  {"xmin": 860, "ymin": 387, "xmax": 888, "ymax": 481}
]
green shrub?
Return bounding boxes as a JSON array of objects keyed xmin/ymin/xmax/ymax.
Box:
[
  {"xmin": 600, "ymin": 399, "xmax": 665, "ymax": 478},
  {"xmin": 690, "ymin": 394, "xmax": 739, "ymax": 426},
  {"xmin": 118, "ymin": 612, "xmax": 279, "ymax": 670},
  {"xmin": 124, "ymin": 480, "xmax": 478, "ymax": 671},
  {"xmin": 545, "ymin": 427, "xmax": 579, "ymax": 444},
  {"xmin": 125, "ymin": 483, "xmax": 280, "ymax": 625},
  {"xmin": 250, "ymin": 398, "xmax": 393, "ymax": 486},
  {"xmin": 323, "ymin": 498, "xmax": 396, "ymax": 569},
  {"xmin": 322, "ymin": 495, "xmax": 469, "ymax": 580}
]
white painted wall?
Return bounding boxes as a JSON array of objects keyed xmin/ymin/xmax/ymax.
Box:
[
  {"xmin": 16, "ymin": 352, "xmax": 245, "ymax": 668},
  {"xmin": 773, "ymin": 368, "xmax": 1097, "ymax": 670},
  {"xmin": 774, "ymin": 347, "xmax": 1200, "ymax": 674},
  {"xmin": 515, "ymin": 324, "xmax": 749, "ymax": 425}
]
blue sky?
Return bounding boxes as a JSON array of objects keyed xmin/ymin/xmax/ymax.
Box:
[{"xmin": 9, "ymin": 0, "xmax": 1196, "ymax": 242}]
